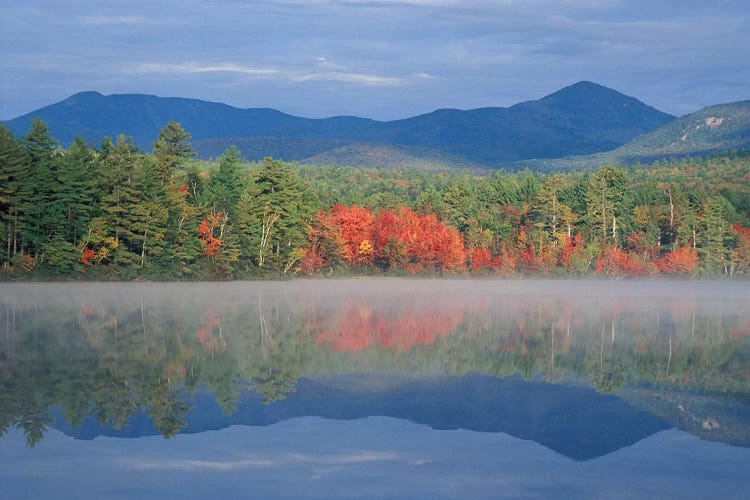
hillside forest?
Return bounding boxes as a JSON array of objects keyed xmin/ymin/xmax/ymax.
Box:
[{"xmin": 1, "ymin": 119, "xmax": 749, "ymax": 279}]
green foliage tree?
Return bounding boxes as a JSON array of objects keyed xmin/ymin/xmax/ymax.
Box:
[
  {"xmin": 205, "ymin": 146, "xmax": 245, "ymax": 218},
  {"xmin": 236, "ymin": 158, "xmax": 314, "ymax": 271},
  {"xmin": 697, "ymin": 196, "xmax": 731, "ymax": 275},
  {"xmin": 585, "ymin": 166, "xmax": 628, "ymax": 243},
  {"xmin": 152, "ymin": 121, "xmax": 195, "ymax": 185},
  {"xmin": 0, "ymin": 125, "xmax": 30, "ymax": 266},
  {"xmin": 19, "ymin": 118, "xmax": 60, "ymax": 263}
]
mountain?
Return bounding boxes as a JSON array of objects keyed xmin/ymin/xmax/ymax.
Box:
[
  {"xmin": 523, "ymin": 100, "xmax": 750, "ymax": 170},
  {"xmin": 608, "ymin": 100, "xmax": 750, "ymax": 162},
  {"xmin": 52, "ymin": 375, "xmax": 669, "ymax": 461},
  {"xmin": 2, "ymin": 82, "xmax": 674, "ymax": 168},
  {"xmin": 1, "ymin": 91, "xmax": 380, "ymax": 151}
]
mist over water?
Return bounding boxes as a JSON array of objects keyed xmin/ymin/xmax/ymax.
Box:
[
  {"xmin": 3, "ymin": 278, "xmax": 748, "ymax": 398},
  {"xmin": 2, "ymin": 277, "xmax": 745, "ymax": 312},
  {"xmin": 2, "ymin": 279, "xmax": 750, "ymax": 497}
]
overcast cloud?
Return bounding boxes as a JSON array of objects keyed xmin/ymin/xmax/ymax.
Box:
[{"xmin": 1, "ymin": 0, "xmax": 748, "ymax": 120}]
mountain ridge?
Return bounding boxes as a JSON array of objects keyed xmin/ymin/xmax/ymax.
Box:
[
  {"xmin": 2, "ymin": 81, "xmax": 675, "ymax": 167},
  {"xmin": 51, "ymin": 375, "xmax": 670, "ymax": 461},
  {"xmin": 520, "ymin": 99, "xmax": 750, "ymax": 170}
]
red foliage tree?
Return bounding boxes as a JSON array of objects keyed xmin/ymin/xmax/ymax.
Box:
[
  {"xmin": 558, "ymin": 233, "xmax": 585, "ymax": 273},
  {"xmin": 79, "ymin": 248, "xmax": 96, "ymax": 266},
  {"xmin": 328, "ymin": 204, "xmax": 376, "ymax": 266},
  {"xmin": 731, "ymin": 224, "xmax": 750, "ymax": 275},
  {"xmin": 470, "ymin": 248, "xmax": 492, "ymax": 272},
  {"xmin": 197, "ymin": 213, "xmax": 224, "ymax": 257},
  {"xmin": 520, "ymin": 241, "xmax": 540, "ymax": 271},
  {"xmin": 626, "ymin": 230, "xmax": 659, "ymax": 260},
  {"xmin": 653, "ymin": 245, "xmax": 699, "ymax": 274},
  {"xmin": 595, "ymin": 245, "xmax": 649, "ymax": 276},
  {"xmin": 372, "ymin": 206, "xmax": 465, "ymax": 272}
]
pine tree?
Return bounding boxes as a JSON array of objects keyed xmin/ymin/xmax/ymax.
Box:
[
  {"xmin": 152, "ymin": 121, "xmax": 195, "ymax": 185},
  {"xmin": 236, "ymin": 158, "xmax": 313, "ymax": 270},
  {"xmin": 698, "ymin": 196, "xmax": 730, "ymax": 275},
  {"xmin": 54, "ymin": 137, "xmax": 99, "ymax": 245},
  {"xmin": 99, "ymin": 136, "xmax": 146, "ymax": 271},
  {"xmin": 0, "ymin": 125, "xmax": 30, "ymax": 266},
  {"xmin": 205, "ymin": 146, "xmax": 245, "ymax": 219},
  {"xmin": 19, "ymin": 118, "xmax": 60, "ymax": 262}
]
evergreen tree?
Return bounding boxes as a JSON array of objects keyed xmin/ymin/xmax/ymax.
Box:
[
  {"xmin": 152, "ymin": 121, "xmax": 195, "ymax": 185},
  {"xmin": 54, "ymin": 137, "xmax": 99, "ymax": 245},
  {"xmin": 0, "ymin": 125, "xmax": 30, "ymax": 266},
  {"xmin": 533, "ymin": 174, "xmax": 574, "ymax": 242},
  {"xmin": 698, "ymin": 196, "xmax": 731, "ymax": 275},
  {"xmin": 236, "ymin": 158, "xmax": 313, "ymax": 271},
  {"xmin": 205, "ymin": 146, "xmax": 245, "ymax": 219},
  {"xmin": 19, "ymin": 118, "xmax": 60, "ymax": 262},
  {"xmin": 585, "ymin": 166, "xmax": 628, "ymax": 243},
  {"xmin": 99, "ymin": 136, "xmax": 147, "ymax": 271},
  {"xmin": 153, "ymin": 122, "xmax": 201, "ymax": 275}
]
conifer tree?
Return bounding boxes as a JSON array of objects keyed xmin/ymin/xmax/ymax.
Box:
[
  {"xmin": 20, "ymin": 118, "xmax": 59, "ymax": 262},
  {"xmin": 0, "ymin": 125, "xmax": 30, "ymax": 266},
  {"xmin": 236, "ymin": 158, "xmax": 313, "ymax": 270}
]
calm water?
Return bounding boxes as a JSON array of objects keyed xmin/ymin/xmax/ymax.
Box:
[{"xmin": 1, "ymin": 279, "xmax": 750, "ymax": 499}]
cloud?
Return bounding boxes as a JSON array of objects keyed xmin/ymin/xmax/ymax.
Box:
[
  {"xmin": 1, "ymin": 0, "xmax": 749, "ymax": 119},
  {"xmin": 125, "ymin": 451, "xmax": 404, "ymax": 471},
  {"xmin": 130, "ymin": 458, "xmax": 276, "ymax": 471},
  {"xmin": 123, "ymin": 61, "xmax": 404, "ymax": 88},
  {"xmin": 293, "ymin": 71, "xmax": 404, "ymax": 86},
  {"xmin": 79, "ymin": 15, "xmax": 156, "ymax": 25},
  {"xmin": 126, "ymin": 62, "xmax": 281, "ymax": 76}
]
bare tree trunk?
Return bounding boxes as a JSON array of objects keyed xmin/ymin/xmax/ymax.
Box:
[
  {"xmin": 612, "ymin": 216, "xmax": 617, "ymax": 242},
  {"xmin": 259, "ymin": 206, "xmax": 280, "ymax": 267},
  {"xmin": 668, "ymin": 189, "xmax": 675, "ymax": 249}
]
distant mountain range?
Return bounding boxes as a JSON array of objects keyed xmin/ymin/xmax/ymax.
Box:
[{"xmin": 3, "ymin": 82, "xmax": 749, "ymax": 169}]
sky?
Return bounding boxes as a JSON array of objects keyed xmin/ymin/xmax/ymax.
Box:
[
  {"xmin": 3, "ymin": 420, "xmax": 750, "ymax": 498},
  {"xmin": 1, "ymin": 0, "xmax": 748, "ymax": 121}
]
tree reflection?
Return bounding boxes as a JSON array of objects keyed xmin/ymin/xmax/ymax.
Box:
[{"xmin": 1, "ymin": 283, "xmax": 749, "ymax": 445}]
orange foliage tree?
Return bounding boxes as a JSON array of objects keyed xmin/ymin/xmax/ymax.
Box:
[
  {"xmin": 558, "ymin": 233, "xmax": 586, "ymax": 273},
  {"xmin": 653, "ymin": 244, "xmax": 699, "ymax": 274},
  {"xmin": 329, "ymin": 204, "xmax": 376, "ymax": 266},
  {"xmin": 470, "ymin": 248, "xmax": 492, "ymax": 272},
  {"xmin": 372, "ymin": 206, "xmax": 465, "ymax": 272},
  {"xmin": 596, "ymin": 245, "xmax": 651, "ymax": 276},
  {"xmin": 731, "ymin": 224, "xmax": 750, "ymax": 275},
  {"xmin": 197, "ymin": 212, "xmax": 225, "ymax": 257}
]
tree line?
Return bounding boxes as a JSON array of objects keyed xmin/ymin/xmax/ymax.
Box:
[{"xmin": 1, "ymin": 118, "xmax": 749, "ymax": 279}]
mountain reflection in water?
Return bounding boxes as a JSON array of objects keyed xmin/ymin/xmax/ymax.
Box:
[{"xmin": 1, "ymin": 279, "xmax": 749, "ymax": 459}]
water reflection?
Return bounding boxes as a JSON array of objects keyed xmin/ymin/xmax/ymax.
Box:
[{"xmin": 1, "ymin": 280, "xmax": 749, "ymax": 452}]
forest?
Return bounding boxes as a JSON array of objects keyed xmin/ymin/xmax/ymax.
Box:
[{"xmin": 1, "ymin": 118, "xmax": 749, "ymax": 279}]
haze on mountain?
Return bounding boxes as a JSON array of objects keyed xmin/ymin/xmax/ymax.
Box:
[{"xmin": 3, "ymin": 81, "xmax": 676, "ymax": 168}]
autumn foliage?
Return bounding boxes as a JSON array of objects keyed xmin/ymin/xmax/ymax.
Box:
[
  {"xmin": 653, "ymin": 245, "xmax": 699, "ymax": 274},
  {"xmin": 198, "ymin": 213, "xmax": 224, "ymax": 257},
  {"xmin": 595, "ymin": 246, "xmax": 651, "ymax": 276},
  {"xmin": 303, "ymin": 205, "xmax": 465, "ymax": 273},
  {"xmin": 297, "ymin": 202, "xmax": 731, "ymax": 277},
  {"xmin": 731, "ymin": 224, "xmax": 750, "ymax": 274},
  {"xmin": 313, "ymin": 298, "xmax": 464, "ymax": 352}
]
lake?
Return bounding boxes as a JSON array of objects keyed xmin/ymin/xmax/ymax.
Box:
[{"xmin": 1, "ymin": 279, "xmax": 750, "ymax": 498}]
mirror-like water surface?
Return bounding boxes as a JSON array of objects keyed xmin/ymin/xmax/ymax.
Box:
[{"xmin": 1, "ymin": 280, "xmax": 750, "ymax": 498}]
